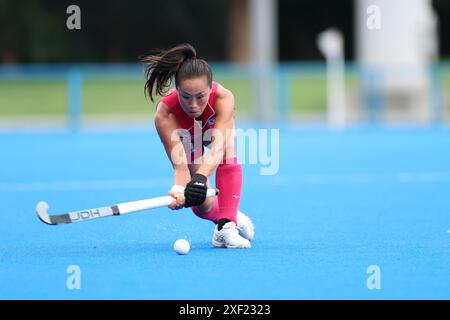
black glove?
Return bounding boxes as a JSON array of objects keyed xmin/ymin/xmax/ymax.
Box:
[{"xmin": 184, "ymin": 173, "xmax": 208, "ymax": 207}]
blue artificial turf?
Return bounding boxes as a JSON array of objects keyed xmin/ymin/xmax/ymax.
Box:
[{"xmin": 1, "ymin": 125, "xmax": 449, "ymax": 299}]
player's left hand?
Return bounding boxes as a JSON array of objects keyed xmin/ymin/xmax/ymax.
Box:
[{"xmin": 184, "ymin": 173, "xmax": 208, "ymax": 207}]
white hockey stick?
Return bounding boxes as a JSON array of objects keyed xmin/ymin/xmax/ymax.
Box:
[{"xmin": 36, "ymin": 188, "xmax": 218, "ymax": 225}]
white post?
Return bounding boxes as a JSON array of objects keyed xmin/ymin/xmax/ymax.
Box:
[
  {"xmin": 318, "ymin": 29, "xmax": 346, "ymax": 128},
  {"xmin": 355, "ymin": 0, "xmax": 439, "ymax": 123},
  {"xmin": 250, "ymin": 0, "xmax": 277, "ymax": 121}
]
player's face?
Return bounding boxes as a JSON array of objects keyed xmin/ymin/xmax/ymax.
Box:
[{"xmin": 177, "ymin": 76, "xmax": 211, "ymax": 119}]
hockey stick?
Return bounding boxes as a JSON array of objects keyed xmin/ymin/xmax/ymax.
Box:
[{"xmin": 36, "ymin": 188, "xmax": 219, "ymax": 225}]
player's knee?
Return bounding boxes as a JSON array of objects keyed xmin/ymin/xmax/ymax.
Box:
[{"xmin": 193, "ymin": 197, "xmax": 215, "ymax": 214}]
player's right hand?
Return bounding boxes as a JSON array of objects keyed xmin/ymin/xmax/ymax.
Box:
[{"xmin": 168, "ymin": 185, "xmax": 186, "ymax": 210}]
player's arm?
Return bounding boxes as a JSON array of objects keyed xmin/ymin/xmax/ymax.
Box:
[
  {"xmin": 182, "ymin": 86, "xmax": 234, "ymax": 208},
  {"xmin": 196, "ymin": 85, "xmax": 235, "ymax": 178},
  {"xmin": 154, "ymin": 102, "xmax": 190, "ymax": 209}
]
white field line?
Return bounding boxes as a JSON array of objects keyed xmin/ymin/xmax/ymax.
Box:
[
  {"xmin": 396, "ymin": 172, "xmax": 450, "ymax": 183},
  {"xmin": 266, "ymin": 172, "xmax": 450, "ymax": 185},
  {"xmin": 1, "ymin": 172, "xmax": 450, "ymax": 193},
  {"xmin": 0, "ymin": 178, "xmax": 171, "ymax": 192}
]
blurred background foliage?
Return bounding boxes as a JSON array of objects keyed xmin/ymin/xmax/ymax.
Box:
[{"xmin": 1, "ymin": 0, "xmax": 449, "ymax": 64}]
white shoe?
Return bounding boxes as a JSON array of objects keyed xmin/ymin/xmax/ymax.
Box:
[
  {"xmin": 212, "ymin": 221, "xmax": 251, "ymax": 248},
  {"xmin": 237, "ymin": 211, "xmax": 255, "ymax": 241}
]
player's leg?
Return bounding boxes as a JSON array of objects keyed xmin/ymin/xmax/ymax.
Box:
[
  {"xmin": 189, "ymin": 147, "xmax": 253, "ymax": 248},
  {"xmin": 188, "ymin": 146, "xmax": 240, "ymax": 223},
  {"xmin": 212, "ymin": 156, "xmax": 252, "ymax": 248}
]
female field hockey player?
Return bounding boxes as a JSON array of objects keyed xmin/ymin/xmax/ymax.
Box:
[{"xmin": 141, "ymin": 44, "xmax": 254, "ymax": 248}]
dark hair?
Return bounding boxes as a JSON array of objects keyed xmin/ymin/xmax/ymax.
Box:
[{"xmin": 140, "ymin": 44, "xmax": 213, "ymax": 102}]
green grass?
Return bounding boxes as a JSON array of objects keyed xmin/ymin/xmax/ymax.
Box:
[
  {"xmin": 0, "ymin": 81, "xmax": 67, "ymax": 115},
  {"xmin": 443, "ymin": 71, "xmax": 450, "ymax": 116},
  {"xmin": 291, "ymin": 77, "xmax": 327, "ymax": 113},
  {"xmin": 214, "ymin": 77, "xmax": 251, "ymax": 116},
  {"xmin": 83, "ymin": 80, "xmax": 152, "ymax": 114},
  {"xmin": 290, "ymin": 73, "xmax": 359, "ymax": 114},
  {"xmin": 0, "ymin": 71, "xmax": 356, "ymax": 118},
  {"xmin": 2, "ymin": 67, "xmax": 449, "ymax": 120},
  {"xmin": 0, "ymin": 80, "xmax": 156, "ymax": 116},
  {"xmin": 0, "ymin": 78, "xmax": 253, "ymax": 117}
]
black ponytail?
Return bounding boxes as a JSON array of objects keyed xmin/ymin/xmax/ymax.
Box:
[{"xmin": 141, "ymin": 44, "xmax": 212, "ymax": 102}]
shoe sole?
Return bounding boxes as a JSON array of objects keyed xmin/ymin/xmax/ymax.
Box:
[{"xmin": 212, "ymin": 240, "xmax": 251, "ymax": 249}]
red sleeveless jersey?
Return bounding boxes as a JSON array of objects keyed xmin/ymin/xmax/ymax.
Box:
[{"xmin": 160, "ymin": 81, "xmax": 219, "ymax": 159}]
